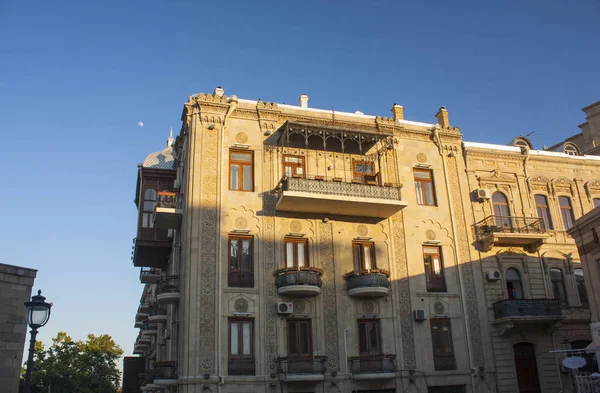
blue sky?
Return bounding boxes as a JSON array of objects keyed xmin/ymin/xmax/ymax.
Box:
[{"xmin": 1, "ymin": 0, "xmax": 598, "ymax": 360}]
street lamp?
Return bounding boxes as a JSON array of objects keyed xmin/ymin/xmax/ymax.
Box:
[
  {"xmin": 276, "ymin": 367, "xmax": 286, "ymax": 393},
  {"xmin": 23, "ymin": 290, "xmax": 52, "ymax": 393}
]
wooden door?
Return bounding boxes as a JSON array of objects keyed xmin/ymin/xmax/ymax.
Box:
[{"xmin": 513, "ymin": 343, "xmax": 541, "ymax": 393}]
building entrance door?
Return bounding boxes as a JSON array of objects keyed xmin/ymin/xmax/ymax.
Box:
[{"xmin": 513, "ymin": 343, "xmax": 541, "ymax": 393}]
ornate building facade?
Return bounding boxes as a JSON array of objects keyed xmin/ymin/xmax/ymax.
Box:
[{"xmin": 129, "ymin": 88, "xmax": 600, "ymax": 393}]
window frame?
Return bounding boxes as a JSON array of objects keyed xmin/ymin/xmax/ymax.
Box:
[
  {"xmin": 550, "ymin": 267, "xmax": 568, "ymax": 305},
  {"xmin": 357, "ymin": 319, "xmax": 381, "ymax": 356},
  {"xmin": 423, "ymin": 246, "xmax": 446, "ymax": 292},
  {"xmin": 228, "ymin": 318, "xmax": 254, "ymax": 359},
  {"xmin": 558, "ymin": 196, "xmax": 575, "ymax": 230},
  {"xmin": 142, "ymin": 188, "xmax": 157, "ymax": 228},
  {"xmin": 283, "ymin": 154, "xmax": 305, "ymax": 178},
  {"xmin": 229, "ymin": 149, "xmax": 254, "ymax": 192},
  {"xmin": 534, "ymin": 194, "xmax": 554, "ymax": 230},
  {"xmin": 284, "ymin": 237, "xmax": 309, "ymax": 268},
  {"xmin": 574, "ymin": 268, "xmax": 589, "ymax": 308},
  {"xmin": 286, "ymin": 319, "xmax": 312, "ymax": 357},
  {"xmin": 593, "ymin": 198, "xmax": 600, "ymax": 209},
  {"xmin": 352, "ymin": 160, "xmax": 376, "ymax": 184},
  {"xmin": 430, "ymin": 318, "xmax": 456, "ymax": 371},
  {"xmin": 228, "ymin": 235, "xmax": 254, "ymax": 287},
  {"xmin": 352, "ymin": 242, "xmax": 376, "ymax": 271},
  {"xmin": 414, "ymin": 168, "xmax": 436, "ymax": 206},
  {"xmin": 505, "ymin": 268, "xmax": 524, "ymax": 300}
]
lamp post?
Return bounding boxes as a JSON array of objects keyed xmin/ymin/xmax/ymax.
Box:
[
  {"xmin": 23, "ymin": 290, "xmax": 52, "ymax": 393},
  {"xmin": 276, "ymin": 367, "xmax": 286, "ymax": 393}
]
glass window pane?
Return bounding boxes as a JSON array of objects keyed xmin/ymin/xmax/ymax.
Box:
[
  {"xmin": 297, "ymin": 242, "xmax": 305, "ymax": 267},
  {"xmin": 243, "ymin": 165, "xmax": 251, "ymax": 190},
  {"xmin": 297, "ymin": 167, "xmax": 303, "ymax": 175},
  {"xmin": 299, "ymin": 323, "xmax": 309, "ymax": 354},
  {"xmin": 288, "ymin": 323, "xmax": 297, "ymax": 354},
  {"xmin": 231, "ymin": 153, "xmax": 251, "ymax": 161},
  {"xmin": 230, "ymin": 165, "xmax": 239, "ymax": 189},
  {"xmin": 594, "ymin": 199, "xmax": 600, "ymax": 208},
  {"xmin": 286, "ymin": 242, "xmax": 294, "ymax": 268},
  {"xmin": 242, "ymin": 322, "xmax": 251, "ymax": 355},
  {"xmin": 414, "ymin": 170, "xmax": 431, "ymax": 179},
  {"xmin": 363, "ymin": 246, "xmax": 372, "ymax": 270},
  {"xmin": 353, "ymin": 245, "xmax": 361, "ymax": 270},
  {"xmin": 231, "ymin": 322, "xmax": 238, "ymax": 355},
  {"xmin": 415, "ymin": 181, "xmax": 424, "ymax": 205},
  {"xmin": 559, "ymin": 196, "xmax": 570, "ymax": 208},
  {"xmin": 143, "ymin": 201, "xmax": 155, "ymax": 212},
  {"xmin": 145, "ymin": 189, "xmax": 157, "ymax": 200},
  {"xmin": 433, "ymin": 256, "xmax": 441, "ymax": 276},
  {"xmin": 285, "ymin": 166, "xmax": 292, "ymax": 177},
  {"xmin": 242, "ymin": 240, "xmax": 251, "ymax": 269},
  {"xmin": 369, "ymin": 323, "xmax": 379, "ymax": 353},
  {"xmin": 230, "ymin": 240, "xmax": 238, "ymax": 269},
  {"xmin": 425, "ymin": 183, "xmax": 434, "ymax": 205}
]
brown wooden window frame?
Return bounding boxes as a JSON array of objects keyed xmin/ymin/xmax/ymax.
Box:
[
  {"xmin": 559, "ymin": 196, "xmax": 575, "ymax": 230},
  {"xmin": 423, "ymin": 246, "xmax": 446, "ymax": 292},
  {"xmin": 352, "ymin": 242, "xmax": 376, "ymax": 271},
  {"xmin": 229, "ymin": 149, "xmax": 254, "ymax": 192},
  {"xmin": 593, "ymin": 198, "xmax": 600, "ymax": 209},
  {"xmin": 357, "ymin": 319, "xmax": 381, "ymax": 356},
  {"xmin": 430, "ymin": 318, "xmax": 456, "ymax": 371},
  {"xmin": 534, "ymin": 194, "xmax": 554, "ymax": 230},
  {"xmin": 283, "ymin": 154, "xmax": 305, "ymax": 178},
  {"xmin": 284, "ymin": 238, "xmax": 309, "ymax": 268},
  {"xmin": 352, "ymin": 160, "xmax": 378, "ymax": 185},
  {"xmin": 286, "ymin": 319, "xmax": 312, "ymax": 357},
  {"xmin": 228, "ymin": 318, "xmax": 254, "ymax": 359},
  {"xmin": 228, "ymin": 235, "xmax": 254, "ymax": 288},
  {"xmin": 550, "ymin": 267, "xmax": 568, "ymax": 305},
  {"xmin": 142, "ymin": 188, "xmax": 157, "ymax": 228},
  {"xmin": 414, "ymin": 168, "xmax": 436, "ymax": 206}
]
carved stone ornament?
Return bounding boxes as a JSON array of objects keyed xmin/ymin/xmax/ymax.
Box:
[
  {"xmin": 234, "ymin": 217, "xmax": 248, "ymax": 229},
  {"xmin": 434, "ymin": 301, "xmax": 445, "ymax": 314},
  {"xmin": 320, "ymin": 222, "xmax": 340, "ymax": 371},
  {"xmin": 357, "ymin": 225, "xmax": 369, "ymax": 237},
  {"xmin": 417, "ymin": 153, "xmax": 428, "ymax": 163},
  {"xmin": 235, "ymin": 132, "xmax": 249, "ymax": 144},
  {"xmin": 290, "ymin": 220, "xmax": 303, "ymax": 233},
  {"xmin": 293, "ymin": 299, "xmax": 306, "ymax": 314},
  {"xmin": 362, "ymin": 300, "xmax": 375, "ymax": 314},
  {"xmin": 234, "ymin": 298, "xmax": 248, "ymax": 312},
  {"xmin": 426, "ymin": 230, "xmax": 436, "ymax": 241}
]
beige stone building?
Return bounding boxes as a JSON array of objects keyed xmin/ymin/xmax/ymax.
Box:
[{"xmin": 129, "ymin": 88, "xmax": 600, "ymax": 393}]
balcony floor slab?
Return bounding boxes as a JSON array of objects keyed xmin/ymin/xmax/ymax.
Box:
[
  {"xmin": 278, "ymin": 285, "xmax": 321, "ymax": 297},
  {"xmin": 348, "ymin": 287, "xmax": 389, "ymax": 297},
  {"xmin": 352, "ymin": 372, "xmax": 396, "ymax": 380}
]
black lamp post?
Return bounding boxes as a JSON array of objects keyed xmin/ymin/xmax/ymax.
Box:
[
  {"xmin": 276, "ymin": 367, "xmax": 286, "ymax": 393},
  {"xmin": 23, "ymin": 290, "xmax": 52, "ymax": 393}
]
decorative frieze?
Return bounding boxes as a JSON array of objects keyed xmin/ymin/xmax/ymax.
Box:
[{"xmin": 319, "ymin": 222, "xmax": 339, "ymax": 371}]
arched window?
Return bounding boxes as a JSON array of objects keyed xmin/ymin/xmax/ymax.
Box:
[
  {"xmin": 535, "ymin": 195, "xmax": 553, "ymax": 230},
  {"xmin": 558, "ymin": 196, "xmax": 575, "ymax": 230},
  {"xmin": 574, "ymin": 269, "xmax": 589, "ymax": 307},
  {"xmin": 513, "ymin": 137, "xmax": 533, "ymax": 149},
  {"xmin": 550, "ymin": 268, "xmax": 567, "ymax": 305},
  {"xmin": 142, "ymin": 188, "xmax": 157, "ymax": 228},
  {"xmin": 564, "ymin": 143, "xmax": 580, "ymax": 156},
  {"xmin": 505, "ymin": 268, "xmax": 524, "ymax": 299},
  {"xmin": 492, "ymin": 192, "xmax": 511, "ymax": 228}
]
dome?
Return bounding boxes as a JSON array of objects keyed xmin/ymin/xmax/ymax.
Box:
[{"xmin": 142, "ymin": 129, "xmax": 175, "ymax": 169}]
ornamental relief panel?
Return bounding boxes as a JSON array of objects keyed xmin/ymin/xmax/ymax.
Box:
[
  {"xmin": 319, "ymin": 222, "xmax": 339, "ymax": 372},
  {"xmin": 551, "ymin": 177, "xmax": 575, "ymax": 196},
  {"xmin": 223, "ymin": 206, "xmax": 260, "ymax": 234},
  {"xmin": 584, "ymin": 180, "xmax": 600, "ymax": 198}
]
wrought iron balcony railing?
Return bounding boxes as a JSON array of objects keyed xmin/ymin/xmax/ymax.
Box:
[
  {"xmin": 228, "ymin": 358, "xmax": 256, "ymax": 375},
  {"xmin": 274, "ymin": 267, "xmax": 323, "ymax": 288},
  {"xmin": 344, "ymin": 269, "xmax": 390, "ymax": 291},
  {"xmin": 349, "ymin": 354, "xmax": 396, "ymax": 374},
  {"xmin": 277, "ymin": 175, "xmax": 402, "ymax": 201},
  {"xmin": 493, "ymin": 299, "xmax": 562, "ymax": 319},
  {"xmin": 153, "ymin": 361, "xmax": 178, "ymax": 380},
  {"xmin": 156, "ymin": 191, "xmax": 180, "ymax": 209},
  {"xmin": 474, "ymin": 215, "xmax": 546, "ymax": 238},
  {"xmin": 148, "ymin": 304, "xmax": 167, "ymax": 317},
  {"xmin": 157, "ymin": 276, "xmax": 180, "ymax": 295},
  {"xmin": 140, "ymin": 267, "xmax": 161, "ymax": 281},
  {"xmin": 433, "ymin": 354, "xmax": 457, "ymax": 371},
  {"xmin": 144, "ymin": 370, "xmax": 154, "ymax": 385},
  {"xmin": 142, "ymin": 321, "xmax": 159, "ymax": 331},
  {"xmin": 277, "ymin": 356, "xmax": 327, "ymax": 374}
]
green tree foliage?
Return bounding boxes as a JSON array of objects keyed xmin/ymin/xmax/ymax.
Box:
[{"xmin": 23, "ymin": 331, "xmax": 124, "ymax": 393}]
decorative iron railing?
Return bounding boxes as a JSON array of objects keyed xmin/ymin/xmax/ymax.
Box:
[
  {"xmin": 138, "ymin": 303, "xmax": 150, "ymax": 314},
  {"xmin": 142, "ymin": 321, "xmax": 159, "ymax": 331},
  {"xmin": 493, "ymin": 299, "xmax": 561, "ymax": 319},
  {"xmin": 228, "ymin": 272, "xmax": 254, "ymax": 288},
  {"xmin": 277, "ymin": 176, "xmax": 402, "ymax": 201},
  {"xmin": 140, "ymin": 267, "xmax": 161, "ymax": 281},
  {"xmin": 144, "ymin": 370, "xmax": 154, "ymax": 385},
  {"xmin": 274, "ymin": 268, "xmax": 323, "ymax": 288},
  {"xmin": 153, "ymin": 361, "xmax": 177, "ymax": 380},
  {"xmin": 348, "ymin": 354, "xmax": 396, "ymax": 374},
  {"xmin": 148, "ymin": 304, "xmax": 167, "ymax": 317},
  {"xmin": 427, "ymin": 279, "xmax": 447, "ymax": 293},
  {"xmin": 427, "ymin": 385, "xmax": 466, "ymax": 393},
  {"xmin": 228, "ymin": 358, "xmax": 256, "ymax": 375},
  {"xmin": 157, "ymin": 276, "xmax": 180, "ymax": 295},
  {"xmin": 344, "ymin": 270, "xmax": 390, "ymax": 291},
  {"xmin": 156, "ymin": 191, "xmax": 179, "ymax": 209},
  {"xmin": 474, "ymin": 215, "xmax": 545, "ymax": 238},
  {"xmin": 433, "ymin": 354, "xmax": 457, "ymax": 371},
  {"xmin": 277, "ymin": 356, "xmax": 327, "ymax": 374}
]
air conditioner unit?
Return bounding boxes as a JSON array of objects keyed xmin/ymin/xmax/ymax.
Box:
[
  {"xmin": 413, "ymin": 309, "xmax": 427, "ymax": 322},
  {"xmin": 476, "ymin": 188, "xmax": 491, "ymax": 200},
  {"xmin": 486, "ymin": 270, "xmax": 502, "ymax": 281},
  {"xmin": 277, "ymin": 302, "xmax": 293, "ymax": 315}
]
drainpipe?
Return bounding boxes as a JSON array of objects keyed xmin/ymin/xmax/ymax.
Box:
[
  {"xmin": 433, "ymin": 128, "xmax": 478, "ymax": 391},
  {"xmin": 343, "ymin": 328, "xmax": 350, "ymax": 374}
]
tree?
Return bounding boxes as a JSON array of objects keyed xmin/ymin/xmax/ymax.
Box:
[{"xmin": 22, "ymin": 331, "xmax": 123, "ymax": 393}]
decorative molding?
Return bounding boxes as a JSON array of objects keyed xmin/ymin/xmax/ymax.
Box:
[
  {"xmin": 417, "ymin": 153, "xmax": 428, "ymax": 163},
  {"xmin": 290, "ymin": 220, "xmax": 303, "ymax": 233},
  {"xmin": 235, "ymin": 132, "xmax": 249, "ymax": 144},
  {"xmin": 319, "ymin": 221, "xmax": 339, "ymax": 372},
  {"xmin": 357, "ymin": 225, "xmax": 369, "ymax": 237}
]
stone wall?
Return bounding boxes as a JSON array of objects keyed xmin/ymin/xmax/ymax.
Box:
[{"xmin": 0, "ymin": 263, "xmax": 36, "ymax": 393}]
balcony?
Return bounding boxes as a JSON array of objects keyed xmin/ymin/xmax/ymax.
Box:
[
  {"xmin": 277, "ymin": 356, "xmax": 327, "ymax": 382},
  {"xmin": 492, "ymin": 299, "xmax": 563, "ymax": 336},
  {"xmin": 349, "ymin": 354, "xmax": 396, "ymax": 380},
  {"xmin": 134, "ymin": 321, "xmax": 144, "ymax": 329},
  {"xmin": 142, "ymin": 321, "xmax": 159, "ymax": 336},
  {"xmin": 148, "ymin": 304, "xmax": 168, "ymax": 325},
  {"xmin": 344, "ymin": 269, "xmax": 390, "ymax": 297},
  {"xmin": 153, "ymin": 192, "xmax": 182, "ymax": 229},
  {"xmin": 228, "ymin": 358, "xmax": 256, "ymax": 376},
  {"xmin": 132, "ymin": 233, "xmax": 172, "ymax": 269},
  {"xmin": 434, "ymin": 354, "xmax": 457, "ymax": 371},
  {"xmin": 274, "ymin": 267, "xmax": 323, "ymax": 296},
  {"xmin": 474, "ymin": 215, "xmax": 549, "ymax": 252},
  {"xmin": 157, "ymin": 276, "xmax": 180, "ymax": 305},
  {"xmin": 153, "ymin": 361, "xmax": 178, "ymax": 386},
  {"xmin": 139, "ymin": 303, "xmax": 151, "ymax": 314},
  {"xmin": 140, "ymin": 267, "xmax": 161, "ymax": 284},
  {"xmin": 275, "ymin": 176, "xmax": 407, "ymax": 219}
]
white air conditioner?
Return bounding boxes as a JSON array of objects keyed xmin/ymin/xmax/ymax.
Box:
[
  {"xmin": 277, "ymin": 302, "xmax": 293, "ymax": 315},
  {"xmin": 476, "ymin": 188, "xmax": 491, "ymax": 200},
  {"xmin": 413, "ymin": 309, "xmax": 427, "ymax": 321},
  {"xmin": 486, "ymin": 270, "xmax": 502, "ymax": 281}
]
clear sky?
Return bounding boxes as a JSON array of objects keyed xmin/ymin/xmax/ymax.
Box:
[{"xmin": 1, "ymin": 0, "xmax": 599, "ymax": 361}]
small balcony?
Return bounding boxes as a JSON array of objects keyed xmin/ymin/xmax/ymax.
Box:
[
  {"xmin": 228, "ymin": 358, "xmax": 256, "ymax": 376},
  {"xmin": 475, "ymin": 215, "xmax": 549, "ymax": 253},
  {"xmin": 276, "ymin": 176, "xmax": 407, "ymax": 219},
  {"xmin": 277, "ymin": 356, "xmax": 327, "ymax": 382},
  {"xmin": 434, "ymin": 354, "xmax": 457, "ymax": 371},
  {"xmin": 157, "ymin": 276, "xmax": 180, "ymax": 304},
  {"xmin": 344, "ymin": 269, "xmax": 390, "ymax": 297},
  {"xmin": 139, "ymin": 302, "xmax": 151, "ymax": 314},
  {"xmin": 140, "ymin": 267, "xmax": 161, "ymax": 284},
  {"xmin": 492, "ymin": 299, "xmax": 563, "ymax": 336},
  {"xmin": 142, "ymin": 321, "xmax": 159, "ymax": 336},
  {"xmin": 153, "ymin": 361, "xmax": 178, "ymax": 386},
  {"xmin": 154, "ymin": 192, "xmax": 182, "ymax": 229},
  {"xmin": 349, "ymin": 354, "xmax": 396, "ymax": 380},
  {"xmin": 148, "ymin": 304, "xmax": 168, "ymax": 325},
  {"xmin": 274, "ymin": 267, "xmax": 323, "ymax": 296},
  {"xmin": 134, "ymin": 320, "xmax": 144, "ymax": 329},
  {"xmin": 132, "ymin": 234, "xmax": 172, "ymax": 269}
]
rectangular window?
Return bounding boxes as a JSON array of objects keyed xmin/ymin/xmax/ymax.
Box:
[
  {"xmin": 283, "ymin": 155, "xmax": 305, "ymax": 178},
  {"xmin": 430, "ymin": 318, "xmax": 456, "ymax": 370},
  {"xmin": 593, "ymin": 228, "xmax": 599, "ymax": 244},
  {"xmin": 550, "ymin": 268, "xmax": 568, "ymax": 305},
  {"xmin": 228, "ymin": 318, "xmax": 255, "ymax": 375},
  {"xmin": 414, "ymin": 169, "xmax": 436, "ymax": 206},
  {"xmin": 559, "ymin": 196, "xmax": 575, "ymax": 230},
  {"xmin": 358, "ymin": 319, "xmax": 381, "ymax": 355},
  {"xmin": 424, "ymin": 246, "xmax": 446, "ymax": 292},
  {"xmin": 352, "ymin": 242, "xmax": 376, "ymax": 271},
  {"xmin": 228, "ymin": 235, "xmax": 254, "ymax": 287},
  {"xmin": 284, "ymin": 238, "xmax": 308, "ymax": 268},
  {"xmin": 575, "ymin": 269, "xmax": 589, "ymax": 308},
  {"xmin": 535, "ymin": 194, "xmax": 553, "ymax": 230},
  {"xmin": 594, "ymin": 198, "xmax": 600, "ymax": 209},
  {"xmin": 353, "ymin": 161, "xmax": 375, "ymax": 184},
  {"xmin": 229, "ymin": 150, "xmax": 253, "ymax": 191},
  {"xmin": 287, "ymin": 319, "xmax": 312, "ymax": 356}
]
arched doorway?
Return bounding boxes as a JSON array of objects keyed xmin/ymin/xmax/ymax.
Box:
[{"xmin": 513, "ymin": 342, "xmax": 541, "ymax": 393}]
